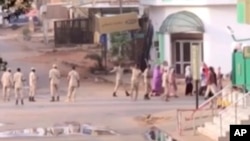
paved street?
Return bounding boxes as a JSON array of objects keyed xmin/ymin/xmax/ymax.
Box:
[{"xmin": 0, "ymin": 39, "xmax": 209, "ymax": 141}]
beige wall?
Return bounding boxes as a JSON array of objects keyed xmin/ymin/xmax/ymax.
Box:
[{"xmin": 149, "ymin": 5, "xmax": 250, "ymax": 73}]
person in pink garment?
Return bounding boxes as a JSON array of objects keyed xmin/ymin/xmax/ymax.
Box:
[{"xmin": 151, "ymin": 65, "xmax": 162, "ymax": 96}]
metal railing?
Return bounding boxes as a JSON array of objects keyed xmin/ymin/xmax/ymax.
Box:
[
  {"xmin": 176, "ymin": 84, "xmax": 241, "ymax": 135},
  {"xmin": 219, "ymin": 92, "xmax": 250, "ymax": 136}
]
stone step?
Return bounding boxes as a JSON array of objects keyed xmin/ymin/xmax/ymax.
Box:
[
  {"xmin": 197, "ymin": 122, "xmax": 223, "ymax": 141},
  {"xmin": 204, "ymin": 122, "xmax": 226, "ymax": 137},
  {"xmin": 212, "ymin": 117, "xmax": 232, "ymax": 132},
  {"xmin": 197, "ymin": 126, "xmax": 219, "ymax": 141},
  {"xmin": 218, "ymin": 132, "xmax": 230, "ymax": 141},
  {"xmin": 198, "ymin": 107, "xmax": 250, "ymax": 141},
  {"xmin": 222, "ymin": 107, "xmax": 250, "ymax": 117},
  {"xmin": 213, "ymin": 114, "xmax": 248, "ymax": 129}
]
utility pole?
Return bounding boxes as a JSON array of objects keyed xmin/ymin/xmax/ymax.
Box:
[
  {"xmin": 119, "ymin": 0, "xmax": 123, "ymax": 14},
  {"xmin": 42, "ymin": 0, "xmax": 48, "ymax": 44}
]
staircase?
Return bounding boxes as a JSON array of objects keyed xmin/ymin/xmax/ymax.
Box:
[{"xmin": 197, "ymin": 91, "xmax": 250, "ymax": 141}]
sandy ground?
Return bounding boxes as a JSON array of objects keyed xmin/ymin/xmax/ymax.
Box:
[{"xmin": 0, "ymin": 32, "xmax": 217, "ymax": 141}]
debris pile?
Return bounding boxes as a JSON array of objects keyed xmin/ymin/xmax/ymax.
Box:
[
  {"xmin": 0, "ymin": 121, "xmax": 118, "ymax": 138},
  {"xmin": 145, "ymin": 126, "xmax": 177, "ymax": 141}
]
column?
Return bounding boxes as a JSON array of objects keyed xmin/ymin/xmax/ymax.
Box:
[
  {"xmin": 203, "ymin": 33, "xmax": 211, "ymax": 65},
  {"xmin": 158, "ymin": 33, "xmax": 171, "ymax": 64},
  {"xmin": 158, "ymin": 33, "xmax": 165, "ymax": 63},
  {"xmin": 163, "ymin": 34, "xmax": 171, "ymax": 64}
]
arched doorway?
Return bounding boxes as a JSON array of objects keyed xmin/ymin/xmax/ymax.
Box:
[{"xmin": 159, "ymin": 11, "xmax": 205, "ymax": 75}]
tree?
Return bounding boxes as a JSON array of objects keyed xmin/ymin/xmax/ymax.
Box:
[
  {"xmin": 110, "ymin": 32, "xmax": 131, "ymax": 62},
  {"xmin": 0, "ymin": 0, "xmax": 34, "ymax": 21}
]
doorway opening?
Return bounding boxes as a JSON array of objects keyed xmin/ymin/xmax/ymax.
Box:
[
  {"xmin": 158, "ymin": 10, "xmax": 205, "ymax": 75},
  {"xmin": 171, "ymin": 33, "xmax": 203, "ymax": 75}
]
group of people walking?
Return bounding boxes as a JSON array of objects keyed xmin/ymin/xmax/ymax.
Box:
[
  {"xmin": 184, "ymin": 62, "xmax": 224, "ymax": 99},
  {"xmin": 0, "ymin": 64, "xmax": 80, "ymax": 105},
  {"xmin": 110, "ymin": 61, "xmax": 178, "ymax": 101},
  {"xmin": 0, "ymin": 60, "xmax": 224, "ymax": 105},
  {"xmin": 110, "ymin": 61, "xmax": 224, "ymax": 102}
]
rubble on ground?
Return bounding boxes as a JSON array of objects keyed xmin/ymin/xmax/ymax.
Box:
[
  {"xmin": 145, "ymin": 126, "xmax": 178, "ymax": 141},
  {"xmin": 0, "ymin": 121, "xmax": 118, "ymax": 138}
]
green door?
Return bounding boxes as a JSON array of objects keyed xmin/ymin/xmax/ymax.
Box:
[
  {"xmin": 158, "ymin": 33, "xmax": 165, "ymax": 64},
  {"xmin": 232, "ymin": 52, "xmax": 245, "ymax": 85}
]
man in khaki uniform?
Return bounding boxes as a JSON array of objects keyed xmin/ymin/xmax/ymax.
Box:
[
  {"xmin": 143, "ymin": 64, "xmax": 151, "ymax": 100},
  {"xmin": 13, "ymin": 68, "xmax": 25, "ymax": 105},
  {"xmin": 29, "ymin": 67, "xmax": 37, "ymax": 102},
  {"xmin": 66, "ymin": 66, "xmax": 80, "ymax": 102},
  {"xmin": 110, "ymin": 63, "xmax": 130, "ymax": 97},
  {"xmin": 130, "ymin": 64, "xmax": 142, "ymax": 101},
  {"xmin": 49, "ymin": 64, "xmax": 61, "ymax": 102},
  {"xmin": 1, "ymin": 68, "xmax": 13, "ymax": 102}
]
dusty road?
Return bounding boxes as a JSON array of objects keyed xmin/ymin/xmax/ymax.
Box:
[{"xmin": 0, "ymin": 39, "xmax": 210, "ymax": 141}]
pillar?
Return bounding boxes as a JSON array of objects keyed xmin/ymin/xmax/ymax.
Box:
[
  {"xmin": 158, "ymin": 33, "xmax": 165, "ymax": 64},
  {"xmin": 158, "ymin": 33, "xmax": 171, "ymax": 64}
]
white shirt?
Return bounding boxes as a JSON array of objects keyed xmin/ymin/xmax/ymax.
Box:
[
  {"xmin": 131, "ymin": 68, "xmax": 141, "ymax": 83},
  {"xmin": 1, "ymin": 71, "xmax": 13, "ymax": 87},
  {"xmin": 111, "ymin": 66, "xmax": 124, "ymax": 81},
  {"xmin": 29, "ymin": 71, "xmax": 37, "ymax": 86},
  {"xmin": 143, "ymin": 68, "xmax": 150, "ymax": 83},
  {"xmin": 13, "ymin": 72, "xmax": 24, "ymax": 88},
  {"xmin": 68, "ymin": 70, "xmax": 80, "ymax": 87},
  {"xmin": 49, "ymin": 68, "xmax": 60, "ymax": 84}
]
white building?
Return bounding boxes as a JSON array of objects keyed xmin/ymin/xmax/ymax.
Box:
[{"xmin": 141, "ymin": 0, "xmax": 250, "ymax": 75}]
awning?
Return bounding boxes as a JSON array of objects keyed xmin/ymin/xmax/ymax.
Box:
[{"xmin": 159, "ymin": 11, "xmax": 205, "ymax": 33}]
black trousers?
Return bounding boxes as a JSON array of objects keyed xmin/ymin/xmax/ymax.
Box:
[
  {"xmin": 199, "ymin": 86, "xmax": 207, "ymax": 96},
  {"xmin": 185, "ymin": 83, "xmax": 193, "ymax": 95}
]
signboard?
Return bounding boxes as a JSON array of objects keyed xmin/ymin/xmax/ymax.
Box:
[
  {"xmin": 191, "ymin": 44, "xmax": 201, "ymax": 80},
  {"xmin": 46, "ymin": 4, "xmax": 69, "ymax": 19},
  {"xmin": 237, "ymin": 0, "xmax": 250, "ymax": 24},
  {"xmin": 95, "ymin": 12, "xmax": 139, "ymax": 34},
  {"xmin": 243, "ymin": 46, "xmax": 250, "ymax": 58}
]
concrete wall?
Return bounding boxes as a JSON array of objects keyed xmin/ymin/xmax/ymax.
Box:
[
  {"xmin": 140, "ymin": 0, "xmax": 236, "ymax": 6},
  {"xmin": 148, "ymin": 5, "xmax": 250, "ymax": 74}
]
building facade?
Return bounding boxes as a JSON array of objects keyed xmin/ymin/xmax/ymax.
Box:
[{"xmin": 141, "ymin": 0, "xmax": 250, "ymax": 75}]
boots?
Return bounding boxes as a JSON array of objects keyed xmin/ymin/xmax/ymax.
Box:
[
  {"xmin": 56, "ymin": 96, "xmax": 60, "ymax": 101},
  {"xmin": 21, "ymin": 99, "xmax": 24, "ymax": 105},
  {"xmin": 125, "ymin": 91, "xmax": 130, "ymax": 97},
  {"xmin": 113, "ymin": 92, "xmax": 117, "ymax": 97},
  {"xmin": 50, "ymin": 96, "xmax": 55, "ymax": 102},
  {"xmin": 15, "ymin": 99, "xmax": 18, "ymax": 105},
  {"xmin": 144, "ymin": 93, "xmax": 150, "ymax": 100},
  {"xmin": 28, "ymin": 97, "xmax": 31, "ymax": 102},
  {"xmin": 32, "ymin": 97, "xmax": 36, "ymax": 102}
]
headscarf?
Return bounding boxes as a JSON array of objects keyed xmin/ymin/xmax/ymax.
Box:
[
  {"xmin": 161, "ymin": 61, "xmax": 168, "ymax": 73},
  {"xmin": 202, "ymin": 62, "xmax": 209, "ymax": 78},
  {"xmin": 185, "ymin": 66, "xmax": 191, "ymax": 77}
]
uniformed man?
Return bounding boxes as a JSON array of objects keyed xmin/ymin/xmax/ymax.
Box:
[
  {"xmin": 143, "ymin": 64, "xmax": 151, "ymax": 100},
  {"xmin": 66, "ymin": 66, "xmax": 80, "ymax": 102},
  {"xmin": 29, "ymin": 67, "xmax": 37, "ymax": 102},
  {"xmin": 49, "ymin": 64, "xmax": 61, "ymax": 102},
  {"xmin": 110, "ymin": 63, "xmax": 130, "ymax": 97},
  {"xmin": 130, "ymin": 64, "xmax": 142, "ymax": 101},
  {"xmin": 13, "ymin": 68, "xmax": 25, "ymax": 105},
  {"xmin": 1, "ymin": 68, "xmax": 13, "ymax": 102}
]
